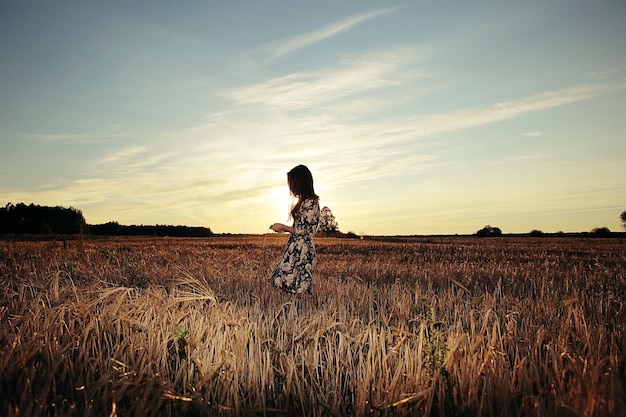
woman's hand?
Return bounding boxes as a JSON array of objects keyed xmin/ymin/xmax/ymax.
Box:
[
  {"xmin": 270, "ymin": 223, "xmax": 286, "ymax": 233},
  {"xmin": 270, "ymin": 223, "xmax": 293, "ymax": 234}
]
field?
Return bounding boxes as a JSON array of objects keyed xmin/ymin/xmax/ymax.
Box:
[{"xmin": 0, "ymin": 235, "xmax": 625, "ymax": 416}]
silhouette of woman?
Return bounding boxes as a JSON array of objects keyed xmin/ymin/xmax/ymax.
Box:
[{"xmin": 269, "ymin": 165, "xmax": 320, "ymax": 295}]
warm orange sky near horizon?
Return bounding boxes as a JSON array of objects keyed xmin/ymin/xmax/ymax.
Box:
[{"xmin": 1, "ymin": 2, "xmax": 625, "ymax": 235}]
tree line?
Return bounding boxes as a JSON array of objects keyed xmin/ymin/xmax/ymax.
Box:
[
  {"xmin": 2, "ymin": 203, "xmax": 624, "ymax": 238},
  {"xmin": 475, "ymin": 221, "xmax": 625, "ymax": 238},
  {"xmin": 0, "ymin": 203, "xmax": 213, "ymax": 237}
]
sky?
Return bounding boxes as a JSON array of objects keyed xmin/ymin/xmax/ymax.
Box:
[{"xmin": 1, "ymin": 1, "xmax": 625, "ymax": 235}]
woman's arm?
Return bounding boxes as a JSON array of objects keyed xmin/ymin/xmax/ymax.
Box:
[{"xmin": 270, "ymin": 223, "xmax": 294, "ymax": 234}]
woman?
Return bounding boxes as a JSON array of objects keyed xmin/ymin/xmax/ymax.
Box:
[{"xmin": 269, "ymin": 165, "xmax": 320, "ymax": 295}]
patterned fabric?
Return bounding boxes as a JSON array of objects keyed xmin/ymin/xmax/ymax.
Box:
[{"xmin": 269, "ymin": 198, "xmax": 320, "ymax": 294}]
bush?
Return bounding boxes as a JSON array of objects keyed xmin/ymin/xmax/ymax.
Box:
[
  {"xmin": 476, "ymin": 225, "xmax": 502, "ymax": 237},
  {"xmin": 591, "ymin": 227, "xmax": 612, "ymax": 237}
]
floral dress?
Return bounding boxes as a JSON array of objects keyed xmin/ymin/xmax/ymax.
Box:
[{"xmin": 269, "ymin": 198, "xmax": 320, "ymax": 295}]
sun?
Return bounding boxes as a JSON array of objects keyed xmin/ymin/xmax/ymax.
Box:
[{"xmin": 267, "ymin": 186, "xmax": 294, "ymax": 223}]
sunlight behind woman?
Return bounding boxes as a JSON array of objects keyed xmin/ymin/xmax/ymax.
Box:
[{"xmin": 267, "ymin": 185, "xmax": 294, "ymax": 224}]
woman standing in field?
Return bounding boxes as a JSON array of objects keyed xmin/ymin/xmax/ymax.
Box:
[{"xmin": 269, "ymin": 165, "xmax": 320, "ymax": 296}]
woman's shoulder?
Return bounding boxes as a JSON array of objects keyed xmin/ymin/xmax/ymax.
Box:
[
  {"xmin": 300, "ymin": 196, "xmax": 319, "ymax": 210},
  {"xmin": 304, "ymin": 196, "xmax": 319, "ymax": 205}
]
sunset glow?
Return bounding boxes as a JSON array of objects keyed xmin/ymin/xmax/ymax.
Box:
[{"xmin": 1, "ymin": 2, "xmax": 625, "ymax": 235}]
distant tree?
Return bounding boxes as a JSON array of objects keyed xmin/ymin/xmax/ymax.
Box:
[
  {"xmin": 476, "ymin": 225, "xmax": 502, "ymax": 237},
  {"xmin": 529, "ymin": 229, "xmax": 544, "ymax": 237},
  {"xmin": 89, "ymin": 222, "xmax": 213, "ymax": 237},
  {"xmin": 318, "ymin": 206, "xmax": 338, "ymax": 236},
  {"xmin": 0, "ymin": 203, "xmax": 86, "ymax": 234},
  {"xmin": 89, "ymin": 221, "xmax": 122, "ymax": 235},
  {"xmin": 591, "ymin": 227, "xmax": 612, "ymax": 237},
  {"xmin": 620, "ymin": 211, "xmax": 626, "ymax": 230}
]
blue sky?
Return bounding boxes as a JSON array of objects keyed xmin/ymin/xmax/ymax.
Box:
[{"xmin": 1, "ymin": 1, "xmax": 625, "ymax": 235}]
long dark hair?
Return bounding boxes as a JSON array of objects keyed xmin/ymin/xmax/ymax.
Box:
[{"xmin": 288, "ymin": 165, "xmax": 318, "ymax": 218}]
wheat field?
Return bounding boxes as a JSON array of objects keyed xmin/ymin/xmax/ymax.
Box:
[{"xmin": 0, "ymin": 235, "xmax": 624, "ymax": 416}]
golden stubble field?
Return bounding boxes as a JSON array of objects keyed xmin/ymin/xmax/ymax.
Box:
[{"xmin": 0, "ymin": 235, "xmax": 624, "ymax": 417}]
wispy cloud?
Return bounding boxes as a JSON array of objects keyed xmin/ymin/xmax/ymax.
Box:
[
  {"xmin": 227, "ymin": 48, "xmax": 415, "ymax": 109},
  {"xmin": 98, "ymin": 146, "xmax": 149, "ymax": 165},
  {"xmin": 22, "ymin": 133, "xmax": 129, "ymax": 143},
  {"xmin": 228, "ymin": 45, "xmax": 625, "ymax": 153},
  {"xmin": 247, "ymin": 6, "xmax": 402, "ymax": 65},
  {"xmin": 217, "ymin": 59, "xmax": 625, "ymax": 200},
  {"xmin": 371, "ymin": 82, "xmax": 624, "ymax": 142}
]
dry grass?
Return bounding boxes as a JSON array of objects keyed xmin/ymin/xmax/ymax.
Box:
[{"xmin": 0, "ymin": 235, "xmax": 625, "ymax": 416}]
